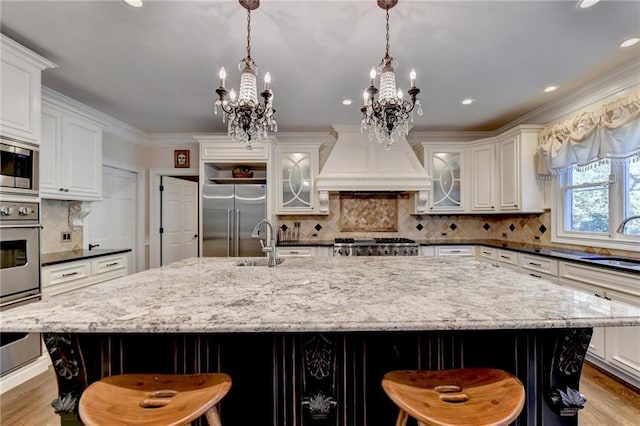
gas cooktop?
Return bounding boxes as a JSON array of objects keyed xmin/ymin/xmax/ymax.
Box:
[{"xmin": 333, "ymin": 238, "xmax": 418, "ymax": 256}]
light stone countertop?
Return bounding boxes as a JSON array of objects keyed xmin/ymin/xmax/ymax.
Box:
[{"xmin": 2, "ymin": 256, "xmax": 640, "ymax": 333}]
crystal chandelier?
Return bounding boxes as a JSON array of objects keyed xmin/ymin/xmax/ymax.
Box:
[
  {"xmin": 361, "ymin": 0, "xmax": 422, "ymax": 150},
  {"xmin": 215, "ymin": 0, "xmax": 276, "ymax": 149}
]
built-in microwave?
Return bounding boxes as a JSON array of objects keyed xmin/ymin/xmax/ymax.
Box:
[{"xmin": 0, "ymin": 138, "xmax": 39, "ymax": 196}]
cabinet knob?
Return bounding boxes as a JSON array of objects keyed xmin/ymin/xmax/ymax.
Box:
[
  {"xmin": 64, "ymin": 188, "xmax": 69, "ymax": 192},
  {"xmin": 59, "ymin": 188, "xmax": 64, "ymax": 191}
]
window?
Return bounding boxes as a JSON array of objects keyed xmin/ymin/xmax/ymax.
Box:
[{"xmin": 554, "ymin": 159, "xmax": 639, "ymax": 248}]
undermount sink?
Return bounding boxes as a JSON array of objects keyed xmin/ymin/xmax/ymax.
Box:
[
  {"xmin": 579, "ymin": 256, "xmax": 640, "ymax": 269},
  {"xmin": 235, "ymin": 258, "xmax": 284, "ymax": 267}
]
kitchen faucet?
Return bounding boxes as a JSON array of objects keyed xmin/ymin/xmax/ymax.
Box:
[
  {"xmin": 616, "ymin": 215, "xmax": 640, "ymax": 234},
  {"xmin": 251, "ymin": 219, "xmax": 278, "ymax": 267}
]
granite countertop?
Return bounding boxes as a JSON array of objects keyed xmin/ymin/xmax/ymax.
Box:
[
  {"xmin": 41, "ymin": 248, "xmax": 132, "ymax": 267},
  {"xmin": 2, "ymin": 256, "xmax": 639, "ymax": 334}
]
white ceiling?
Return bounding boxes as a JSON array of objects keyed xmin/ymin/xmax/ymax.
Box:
[{"xmin": 1, "ymin": 0, "xmax": 639, "ymax": 135}]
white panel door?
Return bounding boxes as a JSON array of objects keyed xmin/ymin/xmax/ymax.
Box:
[
  {"xmin": 161, "ymin": 177, "xmax": 198, "ymax": 265},
  {"xmin": 86, "ymin": 166, "xmax": 137, "ymax": 272}
]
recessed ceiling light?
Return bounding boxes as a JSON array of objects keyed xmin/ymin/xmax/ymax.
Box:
[
  {"xmin": 544, "ymin": 86, "xmax": 558, "ymax": 93},
  {"xmin": 578, "ymin": 0, "xmax": 600, "ymax": 9},
  {"xmin": 124, "ymin": 0, "xmax": 143, "ymax": 7},
  {"xmin": 620, "ymin": 37, "xmax": 640, "ymax": 48},
  {"xmin": 461, "ymin": 98, "xmax": 474, "ymax": 105},
  {"xmin": 342, "ymin": 99, "xmax": 353, "ymax": 106}
]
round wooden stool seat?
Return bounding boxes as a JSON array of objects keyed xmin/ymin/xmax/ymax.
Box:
[
  {"xmin": 382, "ymin": 368, "xmax": 525, "ymax": 426},
  {"xmin": 79, "ymin": 373, "xmax": 232, "ymax": 426}
]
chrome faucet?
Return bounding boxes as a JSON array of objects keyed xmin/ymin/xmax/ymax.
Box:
[
  {"xmin": 251, "ymin": 218, "xmax": 278, "ymax": 267},
  {"xmin": 616, "ymin": 215, "xmax": 640, "ymax": 234}
]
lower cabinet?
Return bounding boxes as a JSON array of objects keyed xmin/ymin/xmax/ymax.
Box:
[
  {"xmin": 277, "ymin": 246, "xmax": 332, "ymax": 257},
  {"xmin": 420, "ymin": 245, "xmax": 475, "ymax": 257},
  {"xmin": 558, "ymin": 261, "xmax": 640, "ymax": 388},
  {"xmin": 42, "ymin": 254, "xmax": 128, "ymax": 298}
]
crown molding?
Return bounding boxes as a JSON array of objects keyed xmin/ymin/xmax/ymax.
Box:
[
  {"xmin": 148, "ymin": 133, "xmax": 201, "ymax": 147},
  {"xmin": 1, "ymin": 34, "xmax": 57, "ymax": 70},
  {"xmin": 42, "ymin": 86, "xmax": 149, "ymax": 146},
  {"xmin": 496, "ymin": 57, "xmax": 640, "ymax": 133},
  {"xmin": 408, "ymin": 131, "xmax": 491, "ymax": 144},
  {"xmin": 273, "ymin": 132, "xmax": 335, "ymax": 146}
]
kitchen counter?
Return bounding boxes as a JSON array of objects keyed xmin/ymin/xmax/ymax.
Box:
[
  {"xmin": 41, "ymin": 248, "xmax": 132, "ymax": 266},
  {"xmin": 417, "ymin": 239, "xmax": 640, "ymax": 274},
  {"xmin": 277, "ymin": 239, "xmax": 335, "ymax": 246},
  {"xmin": 5, "ymin": 256, "xmax": 637, "ymax": 425},
  {"xmin": 3, "ymin": 256, "xmax": 639, "ymax": 333}
]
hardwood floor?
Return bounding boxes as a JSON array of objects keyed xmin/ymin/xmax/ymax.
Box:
[{"xmin": 0, "ymin": 362, "xmax": 638, "ymax": 425}]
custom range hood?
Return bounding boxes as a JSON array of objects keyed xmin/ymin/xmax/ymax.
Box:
[{"xmin": 316, "ymin": 125, "xmax": 430, "ymax": 192}]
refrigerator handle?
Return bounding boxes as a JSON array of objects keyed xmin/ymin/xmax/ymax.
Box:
[
  {"xmin": 235, "ymin": 209, "xmax": 240, "ymax": 257},
  {"xmin": 227, "ymin": 209, "xmax": 232, "ymax": 257}
]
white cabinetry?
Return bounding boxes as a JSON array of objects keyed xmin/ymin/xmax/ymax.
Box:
[
  {"xmin": 277, "ymin": 246, "xmax": 331, "ymax": 257},
  {"xmin": 497, "ymin": 126, "xmax": 544, "ymax": 212},
  {"xmin": 496, "ymin": 249, "xmax": 519, "ymax": 271},
  {"xmin": 42, "ymin": 254, "xmax": 128, "ymax": 298},
  {"xmin": 0, "ymin": 35, "xmax": 56, "ymax": 144},
  {"xmin": 424, "ymin": 146, "xmax": 465, "ymax": 213},
  {"xmin": 40, "ymin": 100, "xmax": 103, "ymax": 200},
  {"xmin": 420, "ymin": 245, "xmax": 475, "ymax": 256},
  {"xmin": 519, "ymin": 253, "xmax": 558, "ymax": 282},
  {"xmin": 277, "ymin": 147, "xmax": 319, "ymax": 214},
  {"xmin": 558, "ymin": 261, "xmax": 640, "ymax": 387},
  {"xmin": 468, "ymin": 142, "xmax": 497, "ymax": 212}
]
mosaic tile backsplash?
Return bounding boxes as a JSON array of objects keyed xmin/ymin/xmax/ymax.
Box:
[
  {"xmin": 276, "ymin": 193, "xmax": 639, "ymax": 259},
  {"xmin": 340, "ymin": 194, "xmax": 398, "ymax": 232}
]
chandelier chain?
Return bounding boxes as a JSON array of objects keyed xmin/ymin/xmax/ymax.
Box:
[
  {"xmin": 246, "ymin": 7, "xmax": 252, "ymax": 60},
  {"xmin": 385, "ymin": 8, "xmax": 390, "ymax": 58}
]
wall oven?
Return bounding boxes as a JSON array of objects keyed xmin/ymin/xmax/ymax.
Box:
[
  {"xmin": 0, "ymin": 138, "xmax": 39, "ymax": 196},
  {"xmin": 0, "ymin": 200, "xmax": 41, "ymax": 376}
]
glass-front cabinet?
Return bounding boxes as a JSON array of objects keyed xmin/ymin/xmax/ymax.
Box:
[
  {"xmin": 277, "ymin": 147, "xmax": 319, "ymax": 214},
  {"xmin": 428, "ymin": 148, "xmax": 464, "ymax": 212}
]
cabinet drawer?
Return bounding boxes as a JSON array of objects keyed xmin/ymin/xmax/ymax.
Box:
[
  {"xmin": 278, "ymin": 247, "xmax": 315, "ymax": 257},
  {"xmin": 520, "ymin": 254, "xmax": 558, "ymax": 276},
  {"xmin": 559, "ymin": 262, "xmax": 639, "ymax": 298},
  {"xmin": 497, "ymin": 249, "xmax": 519, "ymax": 265},
  {"xmin": 436, "ymin": 246, "xmax": 476, "ymax": 256},
  {"xmin": 478, "ymin": 247, "xmax": 498, "ymax": 260},
  {"xmin": 43, "ymin": 262, "xmax": 91, "ymax": 287},
  {"xmin": 92, "ymin": 255, "xmax": 127, "ymax": 275}
]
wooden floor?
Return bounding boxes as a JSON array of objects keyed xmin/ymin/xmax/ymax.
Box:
[{"xmin": 0, "ymin": 362, "xmax": 638, "ymax": 425}]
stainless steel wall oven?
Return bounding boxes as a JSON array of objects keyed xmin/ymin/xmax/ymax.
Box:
[{"xmin": 0, "ymin": 200, "xmax": 41, "ymax": 376}]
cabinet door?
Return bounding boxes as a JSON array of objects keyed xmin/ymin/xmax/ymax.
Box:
[
  {"xmin": 62, "ymin": 114, "xmax": 102, "ymax": 200},
  {"xmin": 0, "ymin": 53, "xmax": 40, "ymax": 143},
  {"xmin": 40, "ymin": 107, "xmax": 64, "ymax": 195},
  {"xmin": 430, "ymin": 150, "xmax": 463, "ymax": 212},
  {"xmin": 498, "ymin": 136, "xmax": 520, "ymax": 210},
  {"xmin": 469, "ymin": 144, "xmax": 496, "ymax": 211},
  {"xmin": 278, "ymin": 149, "xmax": 317, "ymax": 213},
  {"xmin": 604, "ymin": 289, "xmax": 640, "ymax": 380},
  {"xmin": 559, "ymin": 278, "xmax": 606, "ymax": 359}
]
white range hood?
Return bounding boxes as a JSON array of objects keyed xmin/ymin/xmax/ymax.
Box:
[{"xmin": 316, "ymin": 125, "xmax": 431, "ymax": 192}]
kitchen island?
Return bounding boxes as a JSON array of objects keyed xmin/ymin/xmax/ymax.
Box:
[{"xmin": 2, "ymin": 256, "xmax": 640, "ymax": 425}]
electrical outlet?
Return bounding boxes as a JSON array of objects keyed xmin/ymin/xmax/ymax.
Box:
[
  {"xmin": 441, "ymin": 232, "xmax": 447, "ymax": 236},
  {"xmin": 501, "ymin": 232, "xmax": 507, "ymax": 238},
  {"xmin": 61, "ymin": 232, "xmax": 72, "ymax": 242}
]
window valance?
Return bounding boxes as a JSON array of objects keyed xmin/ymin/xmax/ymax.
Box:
[{"xmin": 536, "ymin": 92, "xmax": 640, "ymax": 178}]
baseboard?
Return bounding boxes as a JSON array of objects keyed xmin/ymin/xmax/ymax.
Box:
[
  {"xmin": 0, "ymin": 355, "xmax": 52, "ymax": 395},
  {"xmin": 585, "ymin": 356, "xmax": 640, "ymax": 392}
]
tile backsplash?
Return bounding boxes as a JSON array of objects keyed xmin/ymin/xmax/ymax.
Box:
[
  {"xmin": 277, "ymin": 193, "xmax": 638, "ymax": 259},
  {"xmin": 41, "ymin": 199, "xmax": 83, "ymax": 254}
]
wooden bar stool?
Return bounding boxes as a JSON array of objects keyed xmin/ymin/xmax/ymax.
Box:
[
  {"xmin": 79, "ymin": 373, "xmax": 232, "ymax": 426},
  {"xmin": 382, "ymin": 368, "xmax": 525, "ymax": 426}
]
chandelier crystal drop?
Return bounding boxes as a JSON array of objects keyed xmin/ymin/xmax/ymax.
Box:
[
  {"xmin": 361, "ymin": 0, "xmax": 422, "ymax": 150},
  {"xmin": 215, "ymin": 0, "xmax": 276, "ymax": 149}
]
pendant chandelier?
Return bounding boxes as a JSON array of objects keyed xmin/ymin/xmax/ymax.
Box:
[
  {"xmin": 215, "ymin": 0, "xmax": 277, "ymax": 149},
  {"xmin": 361, "ymin": 0, "xmax": 422, "ymax": 150}
]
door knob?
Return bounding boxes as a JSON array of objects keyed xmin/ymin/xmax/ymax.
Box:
[{"xmin": 193, "ymin": 234, "xmax": 198, "ymax": 239}]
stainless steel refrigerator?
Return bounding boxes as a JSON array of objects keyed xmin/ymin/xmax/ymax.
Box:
[{"xmin": 202, "ymin": 184, "xmax": 267, "ymax": 257}]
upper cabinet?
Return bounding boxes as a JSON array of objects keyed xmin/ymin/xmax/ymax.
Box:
[
  {"xmin": 468, "ymin": 141, "xmax": 497, "ymax": 212},
  {"xmin": 0, "ymin": 35, "xmax": 56, "ymax": 144},
  {"xmin": 41, "ymin": 99, "xmax": 104, "ymax": 201},
  {"xmin": 496, "ymin": 125, "xmax": 544, "ymax": 212},
  {"xmin": 277, "ymin": 147, "xmax": 318, "ymax": 214},
  {"xmin": 423, "ymin": 145, "xmax": 465, "ymax": 213}
]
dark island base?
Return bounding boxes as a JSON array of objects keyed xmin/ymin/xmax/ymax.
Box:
[{"xmin": 44, "ymin": 328, "xmax": 592, "ymax": 426}]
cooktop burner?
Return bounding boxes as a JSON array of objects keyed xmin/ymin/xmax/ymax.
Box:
[{"xmin": 333, "ymin": 237, "xmax": 419, "ymax": 256}]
